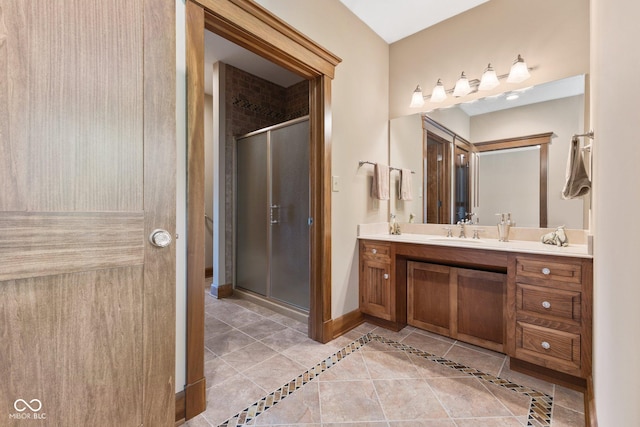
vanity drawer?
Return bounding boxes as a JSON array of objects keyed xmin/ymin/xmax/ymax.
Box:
[
  {"xmin": 516, "ymin": 284, "xmax": 581, "ymax": 323},
  {"xmin": 360, "ymin": 241, "xmax": 391, "ymax": 261},
  {"xmin": 516, "ymin": 322, "xmax": 581, "ymax": 372},
  {"xmin": 515, "ymin": 257, "xmax": 582, "ymax": 285}
]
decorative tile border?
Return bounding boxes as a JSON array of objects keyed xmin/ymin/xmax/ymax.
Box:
[{"xmin": 217, "ymin": 332, "xmax": 552, "ymax": 427}]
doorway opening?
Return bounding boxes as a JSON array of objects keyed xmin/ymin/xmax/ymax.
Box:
[{"xmin": 182, "ymin": 0, "xmax": 341, "ymax": 421}]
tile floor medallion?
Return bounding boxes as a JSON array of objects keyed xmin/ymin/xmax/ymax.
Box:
[
  {"xmin": 189, "ymin": 292, "xmax": 584, "ymax": 427},
  {"xmin": 214, "ymin": 334, "xmax": 552, "ymax": 427}
]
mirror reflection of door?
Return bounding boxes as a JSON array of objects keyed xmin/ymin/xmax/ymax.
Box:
[
  {"xmin": 426, "ymin": 134, "xmax": 451, "ymax": 224},
  {"xmin": 454, "ymin": 146, "xmax": 471, "ymax": 224}
]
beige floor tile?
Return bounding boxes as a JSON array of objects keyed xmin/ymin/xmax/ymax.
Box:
[
  {"xmin": 204, "ymin": 357, "xmax": 239, "ymax": 388},
  {"xmin": 318, "ymin": 351, "xmax": 371, "ymax": 382},
  {"xmin": 443, "ymin": 344, "xmax": 506, "ymax": 376},
  {"xmin": 220, "ymin": 341, "xmax": 278, "ymax": 373},
  {"xmin": 268, "ymin": 312, "xmax": 308, "ymax": 333},
  {"xmin": 553, "ymin": 385, "xmax": 585, "ymax": 413},
  {"xmin": 372, "ymin": 325, "xmax": 415, "ymax": 341},
  {"xmin": 238, "ymin": 318, "xmax": 289, "ymax": 340},
  {"xmin": 411, "ymin": 327, "xmax": 457, "ymax": 344},
  {"xmin": 362, "ymin": 350, "xmax": 420, "ymax": 379},
  {"xmin": 427, "ymin": 377, "xmax": 513, "ymax": 419},
  {"xmin": 281, "ymin": 338, "xmax": 344, "ymax": 369},
  {"xmin": 550, "ymin": 404, "xmax": 585, "ymax": 426},
  {"xmin": 260, "ymin": 327, "xmax": 309, "ymax": 352},
  {"xmin": 400, "ymin": 331, "xmax": 456, "ymax": 356},
  {"xmin": 373, "ymin": 378, "xmax": 449, "ymax": 421},
  {"xmin": 388, "ymin": 421, "xmax": 456, "ymax": 427},
  {"xmin": 408, "ymin": 353, "xmax": 470, "ymax": 379},
  {"xmin": 217, "ymin": 307, "xmax": 266, "ymax": 328},
  {"xmin": 318, "ymin": 380, "xmax": 386, "ymax": 423},
  {"xmin": 453, "ymin": 417, "xmax": 525, "ymax": 426},
  {"xmin": 252, "ymin": 381, "xmax": 321, "ymax": 425},
  {"xmin": 201, "ymin": 374, "xmax": 266, "ymax": 426},
  {"xmin": 241, "ymin": 354, "xmax": 306, "ymax": 392},
  {"xmin": 205, "ymin": 329, "xmax": 256, "ymax": 357},
  {"xmin": 184, "ymin": 414, "xmax": 213, "ymax": 427},
  {"xmin": 323, "ymin": 423, "xmax": 388, "ymax": 427},
  {"xmin": 497, "ymin": 363, "xmax": 555, "ymax": 396},
  {"xmin": 203, "ymin": 316, "xmax": 234, "ymax": 338},
  {"xmin": 481, "ymin": 380, "xmax": 532, "ymax": 417}
]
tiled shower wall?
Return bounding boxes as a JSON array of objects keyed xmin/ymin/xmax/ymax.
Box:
[{"xmin": 223, "ymin": 64, "xmax": 309, "ymax": 284}]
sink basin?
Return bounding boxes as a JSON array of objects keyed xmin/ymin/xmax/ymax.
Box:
[{"xmin": 428, "ymin": 237, "xmax": 484, "ymax": 244}]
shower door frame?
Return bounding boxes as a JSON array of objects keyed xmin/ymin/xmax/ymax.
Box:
[
  {"xmin": 184, "ymin": 0, "xmax": 341, "ymax": 421},
  {"xmin": 235, "ymin": 116, "xmax": 311, "ymax": 312}
]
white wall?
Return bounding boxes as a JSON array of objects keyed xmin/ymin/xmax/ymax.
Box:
[
  {"xmin": 389, "ymin": 114, "xmax": 423, "ymax": 222},
  {"xmin": 254, "ymin": 0, "xmax": 390, "ymax": 318},
  {"xmin": 389, "ymin": 0, "xmax": 590, "ymax": 119},
  {"xmin": 591, "ymin": 0, "xmax": 640, "ymax": 423}
]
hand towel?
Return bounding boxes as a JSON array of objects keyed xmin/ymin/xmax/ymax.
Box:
[
  {"xmin": 399, "ymin": 168, "xmax": 413, "ymax": 201},
  {"xmin": 562, "ymin": 136, "xmax": 591, "ymax": 199},
  {"xmin": 371, "ymin": 163, "xmax": 389, "ymax": 200}
]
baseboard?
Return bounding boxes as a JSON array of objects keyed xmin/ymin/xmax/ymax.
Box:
[
  {"xmin": 362, "ymin": 313, "xmax": 406, "ymax": 332},
  {"xmin": 209, "ymin": 282, "xmax": 232, "ymax": 299},
  {"xmin": 204, "ymin": 267, "xmax": 213, "ymax": 278},
  {"xmin": 586, "ymin": 375, "xmax": 598, "ymax": 426},
  {"xmin": 331, "ymin": 309, "xmax": 364, "ymax": 339},
  {"xmin": 175, "ymin": 390, "xmax": 185, "ymax": 425},
  {"xmin": 509, "ymin": 358, "xmax": 587, "ymax": 391},
  {"xmin": 185, "ymin": 377, "xmax": 207, "ymax": 420}
]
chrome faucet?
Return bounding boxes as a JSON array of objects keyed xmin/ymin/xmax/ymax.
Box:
[{"xmin": 457, "ymin": 221, "xmax": 466, "ymax": 238}]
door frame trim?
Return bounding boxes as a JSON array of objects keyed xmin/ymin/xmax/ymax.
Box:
[{"xmin": 183, "ymin": 0, "xmax": 340, "ymax": 420}]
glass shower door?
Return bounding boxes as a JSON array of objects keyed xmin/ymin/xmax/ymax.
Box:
[
  {"xmin": 235, "ymin": 118, "xmax": 310, "ymax": 311},
  {"xmin": 270, "ymin": 119, "xmax": 310, "ymax": 310},
  {"xmin": 236, "ymin": 132, "xmax": 269, "ymax": 296}
]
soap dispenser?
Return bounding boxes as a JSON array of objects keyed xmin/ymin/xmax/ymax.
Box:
[{"xmin": 496, "ymin": 213, "xmax": 510, "ymax": 242}]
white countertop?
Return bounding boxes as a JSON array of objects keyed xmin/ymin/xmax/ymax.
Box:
[{"xmin": 358, "ymin": 233, "xmax": 592, "ymax": 259}]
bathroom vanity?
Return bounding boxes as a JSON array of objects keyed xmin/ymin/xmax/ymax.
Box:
[{"xmin": 358, "ymin": 226, "xmax": 593, "ymax": 383}]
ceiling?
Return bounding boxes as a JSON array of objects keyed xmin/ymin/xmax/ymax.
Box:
[
  {"xmin": 204, "ymin": 1, "xmax": 489, "ymax": 94},
  {"xmin": 338, "ymin": 0, "xmax": 490, "ymax": 44}
]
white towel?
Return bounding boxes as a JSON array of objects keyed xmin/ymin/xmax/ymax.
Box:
[
  {"xmin": 371, "ymin": 163, "xmax": 389, "ymax": 200},
  {"xmin": 562, "ymin": 137, "xmax": 591, "ymax": 199},
  {"xmin": 399, "ymin": 169, "xmax": 413, "ymax": 201}
]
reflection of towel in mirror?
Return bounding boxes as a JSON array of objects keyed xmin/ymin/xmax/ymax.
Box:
[
  {"xmin": 541, "ymin": 225, "xmax": 569, "ymax": 247},
  {"xmin": 371, "ymin": 163, "xmax": 389, "ymax": 200},
  {"xmin": 562, "ymin": 136, "xmax": 591, "ymax": 199},
  {"xmin": 399, "ymin": 169, "xmax": 413, "ymax": 201}
]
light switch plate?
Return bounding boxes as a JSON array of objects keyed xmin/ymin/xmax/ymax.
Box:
[{"xmin": 332, "ymin": 175, "xmax": 339, "ymax": 192}]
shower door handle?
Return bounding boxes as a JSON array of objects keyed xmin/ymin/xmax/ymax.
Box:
[{"xmin": 270, "ymin": 204, "xmax": 280, "ymax": 225}]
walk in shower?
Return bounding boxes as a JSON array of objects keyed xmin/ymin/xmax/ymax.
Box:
[{"xmin": 235, "ymin": 117, "xmax": 310, "ymax": 311}]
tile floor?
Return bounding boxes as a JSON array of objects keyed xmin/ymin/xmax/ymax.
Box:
[{"xmin": 185, "ymin": 291, "xmax": 585, "ymax": 427}]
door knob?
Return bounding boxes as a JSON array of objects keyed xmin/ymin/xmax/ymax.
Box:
[{"xmin": 149, "ymin": 229, "xmax": 172, "ymax": 248}]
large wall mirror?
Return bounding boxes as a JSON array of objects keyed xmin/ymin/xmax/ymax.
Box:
[{"xmin": 390, "ymin": 74, "xmax": 588, "ymax": 229}]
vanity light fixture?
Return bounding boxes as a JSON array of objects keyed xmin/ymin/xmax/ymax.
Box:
[
  {"xmin": 453, "ymin": 72, "xmax": 472, "ymax": 97},
  {"xmin": 409, "ymin": 85, "xmax": 425, "ymax": 108},
  {"xmin": 507, "ymin": 54, "xmax": 531, "ymax": 83},
  {"xmin": 430, "ymin": 79, "xmax": 447, "ymax": 103},
  {"xmin": 478, "ymin": 63, "xmax": 500, "ymax": 91},
  {"xmin": 409, "ymin": 54, "xmax": 533, "ymax": 107}
]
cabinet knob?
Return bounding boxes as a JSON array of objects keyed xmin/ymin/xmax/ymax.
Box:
[
  {"xmin": 542, "ymin": 301, "xmax": 551, "ymax": 309},
  {"xmin": 383, "ymin": 273, "xmax": 389, "ymax": 280},
  {"xmin": 541, "ymin": 267, "xmax": 551, "ymax": 275},
  {"xmin": 541, "ymin": 341, "xmax": 551, "ymax": 350},
  {"xmin": 372, "ymin": 248, "xmax": 377, "ymax": 254}
]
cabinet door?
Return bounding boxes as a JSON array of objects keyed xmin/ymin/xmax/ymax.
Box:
[
  {"xmin": 456, "ymin": 268, "xmax": 506, "ymax": 352},
  {"xmin": 407, "ymin": 262, "xmax": 452, "ymax": 335},
  {"xmin": 360, "ymin": 259, "xmax": 392, "ymax": 320}
]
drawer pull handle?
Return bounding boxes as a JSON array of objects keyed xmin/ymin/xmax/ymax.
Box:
[
  {"xmin": 541, "ymin": 267, "xmax": 551, "ymax": 275},
  {"xmin": 383, "ymin": 273, "xmax": 389, "ymax": 280},
  {"xmin": 541, "ymin": 341, "xmax": 551, "ymax": 350},
  {"xmin": 542, "ymin": 301, "xmax": 551, "ymax": 309},
  {"xmin": 372, "ymin": 248, "xmax": 377, "ymax": 254}
]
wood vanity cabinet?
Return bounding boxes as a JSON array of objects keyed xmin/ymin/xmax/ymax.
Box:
[
  {"xmin": 507, "ymin": 254, "xmax": 593, "ymax": 379},
  {"xmin": 408, "ymin": 261, "xmax": 506, "ymax": 352},
  {"xmin": 359, "ymin": 240, "xmax": 397, "ymax": 325}
]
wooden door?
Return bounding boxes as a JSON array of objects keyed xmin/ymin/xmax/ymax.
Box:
[{"xmin": 0, "ymin": 1, "xmax": 175, "ymax": 426}]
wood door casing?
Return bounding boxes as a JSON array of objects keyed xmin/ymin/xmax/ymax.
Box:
[{"xmin": 0, "ymin": 1, "xmax": 175, "ymax": 425}]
